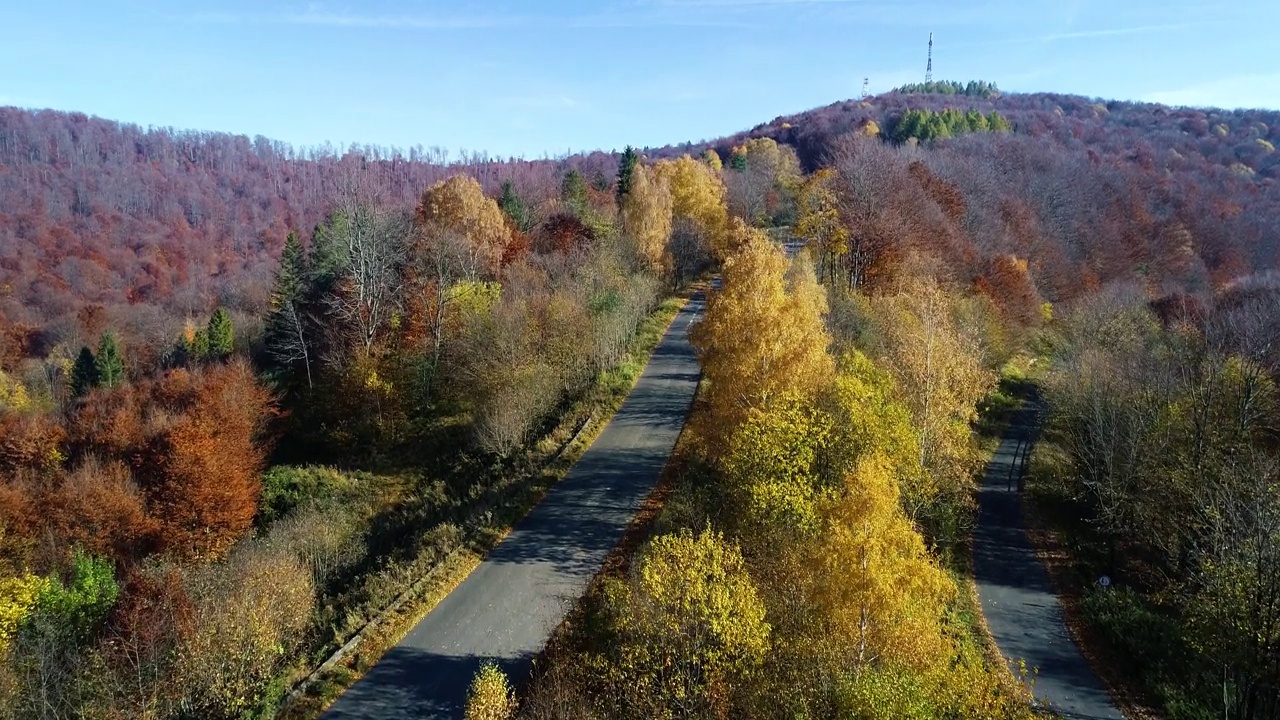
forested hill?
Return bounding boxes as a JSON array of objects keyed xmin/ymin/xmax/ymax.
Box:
[
  {"xmin": 4, "ymin": 87, "xmax": 1280, "ymax": 363},
  {"xmin": 687, "ymin": 88, "xmax": 1280, "ymax": 303},
  {"xmin": 0, "ymin": 107, "xmax": 615, "ymax": 341},
  {"xmin": 706, "ymin": 87, "xmax": 1280, "ymax": 177}
]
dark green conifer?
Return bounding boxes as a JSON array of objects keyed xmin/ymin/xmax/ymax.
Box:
[
  {"xmin": 94, "ymin": 332, "xmax": 124, "ymax": 389},
  {"xmin": 206, "ymin": 307, "xmax": 234, "ymax": 360},
  {"xmin": 70, "ymin": 346, "xmax": 98, "ymax": 398}
]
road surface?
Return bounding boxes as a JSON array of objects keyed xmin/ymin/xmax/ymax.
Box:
[
  {"xmin": 321, "ymin": 294, "xmax": 705, "ymax": 720},
  {"xmin": 973, "ymin": 403, "xmax": 1125, "ymax": 720}
]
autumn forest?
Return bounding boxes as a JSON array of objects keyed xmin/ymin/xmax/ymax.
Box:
[{"xmin": 2, "ymin": 81, "xmax": 1280, "ymax": 720}]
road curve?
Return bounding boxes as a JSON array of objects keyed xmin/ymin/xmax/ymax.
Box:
[
  {"xmin": 973, "ymin": 403, "xmax": 1125, "ymax": 720},
  {"xmin": 321, "ymin": 294, "xmax": 705, "ymax": 720}
]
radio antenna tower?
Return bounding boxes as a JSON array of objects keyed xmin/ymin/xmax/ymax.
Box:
[
  {"xmin": 925, "ymin": 32, "xmax": 934, "ymax": 83},
  {"xmin": 861, "ymin": 77, "xmax": 870, "ymax": 100}
]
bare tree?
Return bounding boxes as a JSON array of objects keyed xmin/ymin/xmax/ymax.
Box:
[
  {"xmin": 320, "ymin": 188, "xmax": 408, "ymax": 360},
  {"xmin": 269, "ymin": 299, "xmax": 314, "ymax": 389},
  {"xmin": 826, "ymin": 134, "xmax": 909, "ymax": 290},
  {"xmin": 408, "ymin": 223, "xmax": 475, "ymax": 403}
]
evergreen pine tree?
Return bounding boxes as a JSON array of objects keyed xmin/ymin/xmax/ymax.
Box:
[
  {"xmin": 561, "ymin": 169, "xmax": 589, "ymax": 216},
  {"xmin": 308, "ymin": 216, "xmax": 349, "ymax": 291},
  {"xmin": 94, "ymin": 332, "xmax": 125, "ymax": 389},
  {"xmin": 70, "ymin": 347, "xmax": 98, "ymax": 398},
  {"xmin": 925, "ymin": 113, "xmax": 951, "ymax": 140},
  {"xmin": 268, "ymin": 233, "xmax": 307, "ymax": 325},
  {"xmin": 894, "ymin": 110, "xmax": 926, "ymax": 142},
  {"xmin": 497, "ymin": 181, "xmax": 531, "ymax": 232},
  {"xmin": 616, "ymin": 146, "xmax": 639, "ymax": 206},
  {"xmin": 265, "ymin": 232, "xmax": 315, "ymax": 386},
  {"xmin": 206, "ymin": 307, "xmax": 234, "ymax": 360},
  {"xmin": 192, "ymin": 329, "xmax": 210, "ymax": 359}
]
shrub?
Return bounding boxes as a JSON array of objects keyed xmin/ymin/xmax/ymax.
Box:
[
  {"xmin": 464, "ymin": 662, "xmax": 516, "ymax": 720},
  {"xmin": 0, "ymin": 572, "xmax": 47, "ymax": 647},
  {"xmin": 258, "ymin": 466, "xmax": 355, "ymax": 526},
  {"xmin": 172, "ymin": 540, "xmax": 314, "ymax": 718},
  {"xmin": 29, "ymin": 550, "xmax": 119, "ymax": 644}
]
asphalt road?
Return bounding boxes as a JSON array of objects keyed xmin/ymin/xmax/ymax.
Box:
[
  {"xmin": 321, "ymin": 294, "xmax": 705, "ymax": 720},
  {"xmin": 973, "ymin": 403, "xmax": 1125, "ymax": 720}
]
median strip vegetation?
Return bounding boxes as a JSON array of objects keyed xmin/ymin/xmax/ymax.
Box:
[{"xmin": 494, "ymin": 222, "xmax": 1040, "ymax": 720}]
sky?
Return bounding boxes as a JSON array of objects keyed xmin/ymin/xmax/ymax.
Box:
[{"xmin": 1, "ymin": 0, "xmax": 1276, "ymax": 157}]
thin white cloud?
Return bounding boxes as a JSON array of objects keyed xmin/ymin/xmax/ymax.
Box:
[
  {"xmin": 566, "ymin": 13, "xmax": 759, "ymax": 28},
  {"xmin": 500, "ymin": 95, "xmax": 582, "ymax": 110},
  {"xmin": 186, "ymin": 8, "xmax": 512, "ymax": 29},
  {"xmin": 188, "ymin": 7, "xmax": 753, "ymax": 30},
  {"xmin": 640, "ymin": 0, "xmax": 866, "ymax": 5},
  {"xmin": 1040, "ymin": 21, "xmax": 1215, "ymax": 41},
  {"xmin": 946, "ymin": 19, "xmax": 1224, "ymax": 49},
  {"xmin": 282, "ymin": 9, "xmax": 511, "ymax": 29}
]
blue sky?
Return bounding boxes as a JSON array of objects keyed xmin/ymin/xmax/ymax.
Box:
[{"xmin": 1, "ymin": 0, "xmax": 1275, "ymax": 157}]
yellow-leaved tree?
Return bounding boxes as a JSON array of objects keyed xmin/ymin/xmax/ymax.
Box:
[
  {"xmin": 722, "ymin": 394, "xmax": 832, "ymax": 546},
  {"xmin": 824, "ymin": 351, "xmax": 926, "ymax": 510},
  {"xmin": 621, "ymin": 163, "xmax": 674, "ymax": 275},
  {"xmin": 795, "ymin": 168, "xmax": 850, "ymax": 286},
  {"xmin": 816, "ymin": 454, "xmax": 956, "ymax": 668},
  {"xmin": 415, "ymin": 175, "xmax": 513, "ymax": 279},
  {"xmin": 690, "ymin": 225, "xmax": 833, "ymax": 451},
  {"xmin": 599, "ymin": 528, "xmax": 769, "ymax": 719},
  {"xmin": 0, "ymin": 371, "xmax": 30, "ymax": 412},
  {"xmin": 702, "ymin": 148, "xmax": 724, "ymax": 172},
  {"xmin": 725, "ymin": 137, "xmax": 803, "ymax": 225},
  {"xmin": 653, "ymin": 154, "xmax": 731, "ymax": 258},
  {"xmin": 0, "ymin": 570, "xmax": 48, "ymax": 647},
  {"xmin": 870, "ymin": 279, "xmax": 994, "ymax": 541}
]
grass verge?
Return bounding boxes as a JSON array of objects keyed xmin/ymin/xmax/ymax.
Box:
[{"xmin": 955, "ymin": 359, "xmax": 1047, "ymax": 713}]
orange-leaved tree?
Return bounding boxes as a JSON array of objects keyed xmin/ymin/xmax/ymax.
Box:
[
  {"xmin": 143, "ymin": 360, "xmax": 275, "ymax": 559},
  {"xmin": 415, "ymin": 175, "xmax": 513, "ymax": 280}
]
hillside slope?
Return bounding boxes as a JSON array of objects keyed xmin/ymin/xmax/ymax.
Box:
[
  {"xmin": 696, "ymin": 91, "xmax": 1280, "ymax": 300},
  {"xmin": 4, "ymin": 89, "xmax": 1280, "ymax": 362}
]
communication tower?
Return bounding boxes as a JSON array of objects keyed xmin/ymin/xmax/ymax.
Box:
[
  {"xmin": 861, "ymin": 77, "xmax": 870, "ymax": 100},
  {"xmin": 925, "ymin": 33, "xmax": 934, "ymax": 83}
]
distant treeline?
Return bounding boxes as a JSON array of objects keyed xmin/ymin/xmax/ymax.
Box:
[{"xmin": 892, "ymin": 80, "xmax": 1001, "ymax": 98}]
